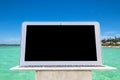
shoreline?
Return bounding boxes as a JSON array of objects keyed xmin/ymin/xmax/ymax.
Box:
[
  {"xmin": 0, "ymin": 44, "xmax": 120, "ymax": 48},
  {"xmin": 102, "ymin": 46, "xmax": 120, "ymax": 48}
]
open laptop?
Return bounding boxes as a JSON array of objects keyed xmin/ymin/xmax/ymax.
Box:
[{"xmin": 20, "ymin": 22, "xmax": 103, "ymax": 67}]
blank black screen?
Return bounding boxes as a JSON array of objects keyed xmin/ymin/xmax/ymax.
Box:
[{"xmin": 25, "ymin": 25, "xmax": 97, "ymax": 61}]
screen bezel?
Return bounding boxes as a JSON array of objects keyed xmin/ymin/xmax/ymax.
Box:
[{"xmin": 20, "ymin": 22, "xmax": 102, "ymax": 66}]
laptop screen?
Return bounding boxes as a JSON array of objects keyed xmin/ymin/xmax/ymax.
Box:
[
  {"xmin": 20, "ymin": 22, "xmax": 102, "ymax": 66},
  {"xmin": 25, "ymin": 25, "xmax": 97, "ymax": 61}
]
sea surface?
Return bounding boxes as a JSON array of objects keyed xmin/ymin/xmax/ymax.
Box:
[{"xmin": 0, "ymin": 46, "xmax": 120, "ymax": 80}]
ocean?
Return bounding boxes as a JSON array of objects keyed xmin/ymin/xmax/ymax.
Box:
[{"xmin": 0, "ymin": 46, "xmax": 119, "ymax": 80}]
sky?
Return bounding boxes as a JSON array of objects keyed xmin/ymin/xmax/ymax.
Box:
[{"xmin": 0, "ymin": 0, "xmax": 120, "ymax": 44}]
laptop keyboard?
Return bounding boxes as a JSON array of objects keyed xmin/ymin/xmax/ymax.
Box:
[{"xmin": 21, "ymin": 65, "xmax": 104, "ymax": 67}]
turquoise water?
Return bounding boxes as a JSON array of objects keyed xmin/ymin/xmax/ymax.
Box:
[
  {"xmin": 0, "ymin": 46, "xmax": 120, "ymax": 80},
  {"xmin": 0, "ymin": 46, "xmax": 34, "ymax": 80},
  {"xmin": 93, "ymin": 47, "xmax": 120, "ymax": 80}
]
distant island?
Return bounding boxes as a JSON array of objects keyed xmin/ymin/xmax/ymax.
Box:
[
  {"xmin": 0, "ymin": 37, "xmax": 120, "ymax": 48},
  {"xmin": 102, "ymin": 37, "xmax": 120, "ymax": 47},
  {"xmin": 0, "ymin": 44, "xmax": 20, "ymax": 46}
]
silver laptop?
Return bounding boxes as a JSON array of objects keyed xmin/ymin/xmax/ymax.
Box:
[{"xmin": 20, "ymin": 22, "xmax": 103, "ymax": 67}]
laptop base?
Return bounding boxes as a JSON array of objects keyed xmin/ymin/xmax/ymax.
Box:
[{"xmin": 10, "ymin": 65, "xmax": 116, "ymax": 80}]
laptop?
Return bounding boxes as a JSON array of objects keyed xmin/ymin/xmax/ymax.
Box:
[{"xmin": 20, "ymin": 22, "xmax": 103, "ymax": 67}]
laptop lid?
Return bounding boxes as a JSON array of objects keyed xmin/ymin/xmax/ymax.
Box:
[{"xmin": 20, "ymin": 22, "xmax": 102, "ymax": 66}]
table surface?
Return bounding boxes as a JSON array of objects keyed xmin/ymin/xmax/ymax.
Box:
[{"xmin": 10, "ymin": 65, "xmax": 116, "ymax": 71}]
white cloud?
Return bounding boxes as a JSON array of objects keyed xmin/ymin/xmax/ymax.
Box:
[
  {"xmin": 0, "ymin": 38, "xmax": 20, "ymax": 44},
  {"xmin": 101, "ymin": 31, "xmax": 120, "ymax": 39},
  {"xmin": 101, "ymin": 35, "xmax": 114, "ymax": 39}
]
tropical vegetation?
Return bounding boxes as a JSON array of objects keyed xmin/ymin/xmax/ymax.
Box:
[{"xmin": 102, "ymin": 37, "xmax": 120, "ymax": 46}]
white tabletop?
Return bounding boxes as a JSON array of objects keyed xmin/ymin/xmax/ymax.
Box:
[{"xmin": 10, "ymin": 65, "xmax": 116, "ymax": 71}]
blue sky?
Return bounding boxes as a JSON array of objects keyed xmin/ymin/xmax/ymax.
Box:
[{"xmin": 0, "ymin": 0, "xmax": 120, "ymax": 44}]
